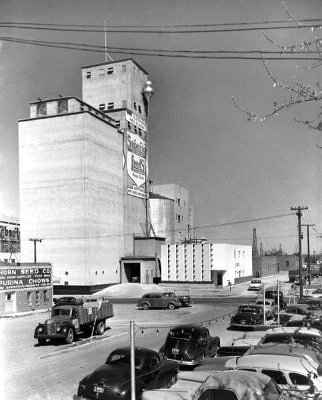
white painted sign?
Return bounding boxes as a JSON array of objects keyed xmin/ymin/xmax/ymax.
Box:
[
  {"xmin": 127, "ymin": 185, "xmax": 148, "ymax": 199},
  {"xmin": 126, "ymin": 110, "xmax": 147, "ymax": 132},
  {"xmin": 127, "ymin": 131, "xmax": 147, "ymax": 190}
]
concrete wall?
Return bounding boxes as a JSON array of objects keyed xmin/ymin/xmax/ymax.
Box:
[
  {"xmin": 19, "ymin": 112, "xmax": 124, "ymax": 286},
  {"xmin": 161, "ymin": 243, "xmax": 252, "ymax": 286}
]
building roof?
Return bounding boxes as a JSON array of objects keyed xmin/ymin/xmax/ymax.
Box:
[
  {"xmin": 81, "ymin": 58, "xmax": 148, "ymax": 75},
  {"xmin": 149, "ymin": 192, "xmax": 174, "ymax": 201}
]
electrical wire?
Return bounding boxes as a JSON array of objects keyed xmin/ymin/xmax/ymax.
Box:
[
  {"xmin": 1, "ymin": 36, "xmax": 320, "ymax": 61},
  {"xmin": 0, "ymin": 19, "xmax": 321, "ymax": 29},
  {"xmin": 0, "ymin": 23, "xmax": 321, "ymax": 34}
]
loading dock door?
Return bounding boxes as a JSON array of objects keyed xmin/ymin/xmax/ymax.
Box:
[{"xmin": 124, "ymin": 263, "xmax": 141, "ymax": 283}]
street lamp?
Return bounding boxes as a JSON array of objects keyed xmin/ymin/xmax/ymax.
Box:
[{"xmin": 142, "ymin": 80, "xmax": 155, "ymax": 237}]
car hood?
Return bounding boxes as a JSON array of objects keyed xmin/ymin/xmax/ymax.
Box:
[
  {"xmin": 84, "ymin": 364, "xmax": 132, "ymax": 386},
  {"xmin": 233, "ymin": 313, "xmax": 261, "ymax": 320}
]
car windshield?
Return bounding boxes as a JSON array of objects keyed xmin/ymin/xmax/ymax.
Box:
[
  {"xmin": 238, "ymin": 306, "xmax": 261, "ymax": 313},
  {"xmin": 251, "ymin": 280, "xmax": 261, "ymax": 284},
  {"xmin": 107, "ymin": 352, "xmax": 144, "ymax": 368},
  {"xmin": 51, "ymin": 308, "xmax": 71, "ymax": 317},
  {"xmin": 257, "ymin": 300, "xmax": 271, "ymax": 305},
  {"xmin": 261, "ymin": 334, "xmax": 293, "ymax": 344},
  {"xmin": 168, "ymin": 332, "xmax": 192, "ymax": 341}
]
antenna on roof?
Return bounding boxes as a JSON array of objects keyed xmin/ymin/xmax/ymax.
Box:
[{"xmin": 104, "ymin": 21, "xmax": 113, "ymax": 62}]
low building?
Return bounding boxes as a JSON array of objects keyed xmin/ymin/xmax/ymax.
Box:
[
  {"xmin": 253, "ymin": 254, "xmax": 299, "ymax": 278},
  {"xmin": 0, "ymin": 262, "xmax": 52, "ymax": 315},
  {"xmin": 161, "ymin": 242, "xmax": 252, "ymax": 286}
]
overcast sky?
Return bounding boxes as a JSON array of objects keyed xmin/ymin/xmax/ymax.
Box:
[{"xmin": 0, "ymin": 0, "xmax": 321, "ymax": 254}]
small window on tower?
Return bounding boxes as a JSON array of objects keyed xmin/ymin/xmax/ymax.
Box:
[
  {"xmin": 122, "ymin": 65, "xmax": 126, "ymax": 72},
  {"xmin": 107, "ymin": 67, "xmax": 114, "ymax": 74},
  {"xmin": 128, "ymin": 122, "xmax": 131, "ymax": 129},
  {"xmin": 107, "ymin": 102, "xmax": 114, "ymax": 110},
  {"xmin": 134, "ymin": 102, "xmax": 137, "ymax": 110},
  {"xmin": 99, "ymin": 103, "xmax": 105, "ymax": 111},
  {"xmin": 86, "ymin": 71, "xmax": 91, "ymax": 79},
  {"xmin": 138, "ymin": 105, "xmax": 142, "ymax": 114},
  {"xmin": 134, "ymin": 126, "xmax": 137, "ymax": 134},
  {"xmin": 37, "ymin": 102, "xmax": 47, "ymax": 117}
]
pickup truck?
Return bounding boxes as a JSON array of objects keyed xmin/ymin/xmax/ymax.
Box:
[{"xmin": 34, "ymin": 296, "xmax": 114, "ymax": 345}]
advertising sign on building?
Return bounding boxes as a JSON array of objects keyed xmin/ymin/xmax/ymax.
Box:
[
  {"xmin": 0, "ymin": 266, "xmax": 52, "ymax": 291},
  {"xmin": 0, "ymin": 222, "xmax": 20, "ymax": 253},
  {"xmin": 126, "ymin": 130, "xmax": 148, "ymax": 199},
  {"xmin": 126, "ymin": 110, "xmax": 147, "ymax": 132}
]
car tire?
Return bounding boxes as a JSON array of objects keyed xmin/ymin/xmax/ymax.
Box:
[
  {"xmin": 142, "ymin": 303, "xmax": 149, "ymax": 310},
  {"xmin": 96, "ymin": 321, "xmax": 105, "ymax": 335},
  {"xmin": 168, "ymin": 373, "xmax": 177, "ymax": 388},
  {"xmin": 38, "ymin": 338, "xmax": 46, "ymax": 345},
  {"xmin": 65, "ymin": 327, "xmax": 74, "ymax": 344},
  {"xmin": 168, "ymin": 303, "xmax": 175, "ymax": 310}
]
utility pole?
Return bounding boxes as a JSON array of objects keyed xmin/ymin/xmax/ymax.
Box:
[
  {"xmin": 290, "ymin": 206, "xmax": 308, "ymax": 299},
  {"xmin": 302, "ymin": 224, "xmax": 315, "ymax": 285},
  {"xmin": 29, "ymin": 238, "xmax": 42, "ymax": 263}
]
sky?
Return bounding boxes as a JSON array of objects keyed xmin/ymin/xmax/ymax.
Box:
[{"xmin": 0, "ymin": 0, "xmax": 321, "ymax": 254}]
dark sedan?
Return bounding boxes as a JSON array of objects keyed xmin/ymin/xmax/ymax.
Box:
[
  {"xmin": 230, "ymin": 304, "xmax": 265, "ymax": 327},
  {"xmin": 160, "ymin": 324, "xmax": 220, "ymax": 366},
  {"xmin": 74, "ymin": 347, "xmax": 179, "ymax": 400}
]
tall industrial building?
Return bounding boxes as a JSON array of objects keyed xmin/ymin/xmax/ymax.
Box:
[{"xmin": 18, "ymin": 59, "xmax": 154, "ymax": 292}]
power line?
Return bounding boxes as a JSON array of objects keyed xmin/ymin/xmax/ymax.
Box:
[
  {"xmin": 0, "ymin": 18, "xmax": 321, "ymax": 29},
  {"xmin": 0, "ymin": 23, "xmax": 321, "ymax": 34},
  {"xmin": 1, "ymin": 36, "xmax": 320, "ymax": 61}
]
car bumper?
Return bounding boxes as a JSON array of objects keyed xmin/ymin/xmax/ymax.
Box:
[
  {"xmin": 34, "ymin": 333, "xmax": 66, "ymax": 340},
  {"xmin": 166, "ymin": 357, "xmax": 200, "ymax": 366}
]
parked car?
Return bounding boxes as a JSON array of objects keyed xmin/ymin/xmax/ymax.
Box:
[
  {"xmin": 257, "ymin": 326, "xmax": 322, "ymax": 351},
  {"xmin": 255, "ymin": 298, "xmax": 277, "ymax": 318},
  {"xmin": 297, "ymin": 298, "xmax": 322, "ymax": 309},
  {"xmin": 244, "ymin": 342, "xmax": 322, "ymax": 366},
  {"xmin": 248, "ymin": 279, "xmax": 263, "ymax": 291},
  {"xmin": 74, "ymin": 347, "xmax": 179, "ymax": 400},
  {"xmin": 142, "ymin": 370, "xmax": 287, "ymax": 400},
  {"xmin": 310, "ymin": 288, "xmax": 322, "ymax": 298},
  {"xmin": 284, "ymin": 315, "xmax": 322, "ymax": 331},
  {"xmin": 279, "ymin": 303, "xmax": 322, "ymax": 324},
  {"xmin": 165, "ymin": 292, "xmax": 192, "ymax": 307},
  {"xmin": 225, "ymin": 354, "xmax": 322, "ymax": 397},
  {"xmin": 137, "ymin": 292, "xmax": 181, "ymax": 310},
  {"xmin": 258, "ymin": 290, "xmax": 286, "ymax": 309},
  {"xmin": 160, "ymin": 324, "xmax": 220, "ymax": 366},
  {"xmin": 230, "ymin": 304, "xmax": 266, "ymax": 327}
]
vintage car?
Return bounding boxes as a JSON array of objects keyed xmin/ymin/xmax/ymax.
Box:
[
  {"xmin": 248, "ymin": 279, "xmax": 263, "ymax": 291},
  {"xmin": 257, "ymin": 326, "xmax": 322, "ymax": 351},
  {"xmin": 74, "ymin": 347, "xmax": 179, "ymax": 400},
  {"xmin": 225, "ymin": 354, "xmax": 322, "ymax": 397},
  {"xmin": 284, "ymin": 314, "xmax": 322, "ymax": 331},
  {"xmin": 137, "ymin": 292, "xmax": 181, "ymax": 310},
  {"xmin": 160, "ymin": 324, "xmax": 220, "ymax": 366},
  {"xmin": 257, "ymin": 290, "xmax": 286, "ymax": 309},
  {"xmin": 230, "ymin": 304, "xmax": 266, "ymax": 327},
  {"xmin": 278, "ymin": 303, "xmax": 322, "ymax": 324},
  {"xmin": 244, "ymin": 342, "xmax": 322, "ymax": 366},
  {"xmin": 255, "ymin": 298, "xmax": 277, "ymax": 317},
  {"xmin": 164, "ymin": 292, "xmax": 192, "ymax": 307},
  {"xmin": 142, "ymin": 370, "xmax": 286, "ymax": 400}
]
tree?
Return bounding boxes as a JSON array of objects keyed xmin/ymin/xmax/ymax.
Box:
[{"xmin": 231, "ymin": 1, "xmax": 322, "ymax": 132}]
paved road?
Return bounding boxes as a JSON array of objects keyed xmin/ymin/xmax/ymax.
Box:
[{"xmin": 1, "ymin": 300, "xmax": 242, "ymax": 400}]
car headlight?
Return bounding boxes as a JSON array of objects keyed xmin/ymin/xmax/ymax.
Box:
[
  {"xmin": 56, "ymin": 327, "xmax": 61, "ymax": 332},
  {"xmin": 78, "ymin": 383, "xmax": 86, "ymax": 395},
  {"xmin": 38, "ymin": 327, "xmax": 43, "ymax": 333}
]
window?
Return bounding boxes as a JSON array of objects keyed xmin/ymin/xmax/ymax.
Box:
[
  {"xmin": 107, "ymin": 102, "xmax": 114, "ymax": 110},
  {"xmin": 99, "ymin": 103, "xmax": 105, "ymax": 111},
  {"xmin": 138, "ymin": 105, "xmax": 142, "ymax": 114},
  {"xmin": 35, "ymin": 291, "xmax": 40, "ymax": 306},
  {"xmin": 122, "ymin": 64, "xmax": 126, "ymax": 72},
  {"xmin": 262, "ymin": 370, "xmax": 287, "ymax": 385},
  {"xmin": 64, "ymin": 281, "xmax": 69, "ymax": 285},
  {"xmin": 58, "ymin": 99, "xmax": 68, "ymax": 113},
  {"xmin": 177, "ymin": 198, "xmax": 181, "ymax": 206},
  {"xmin": 134, "ymin": 102, "xmax": 137, "ymax": 110},
  {"xmin": 122, "ymin": 100, "xmax": 127, "ymax": 108},
  {"xmin": 107, "ymin": 67, "xmax": 114, "ymax": 74},
  {"xmin": 86, "ymin": 71, "xmax": 91, "ymax": 79},
  {"xmin": 27, "ymin": 292, "xmax": 32, "ymax": 306},
  {"xmin": 198, "ymin": 389, "xmax": 239, "ymax": 400},
  {"xmin": 134, "ymin": 126, "xmax": 137, "ymax": 134},
  {"xmin": 128, "ymin": 122, "xmax": 131, "ymax": 129},
  {"xmin": 99, "ymin": 69, "xmax": 105, "ymax": 77},
  {"xmin": 286, "ymin": 260, "xmax": 290, "ymax": 268},
  {"xmin": 5, "ymin": 293, "xmax": 12, "ymax": 301},
  {"xmin": 178, "ymin": 215, "xmax": 181, "ymax": 223},
  {"xmin": 289, "ymin": 373, "xmax": 310, "ymax": 386},
  {"xmin": 37, "ymin": 102, "xmax": 47, "ymax": 116}
]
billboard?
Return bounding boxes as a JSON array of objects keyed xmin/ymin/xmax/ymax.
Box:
[
  {"xmin": 0, "ymin": 266, "xmax": 52, "ymax": 291},
  {"xmin": 126, "ymin": 130, "xmax": 148, "ymax": 199},
  {"xmin": 0, "ymin": 222, "xmax": 20, "ymax": 253}
]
